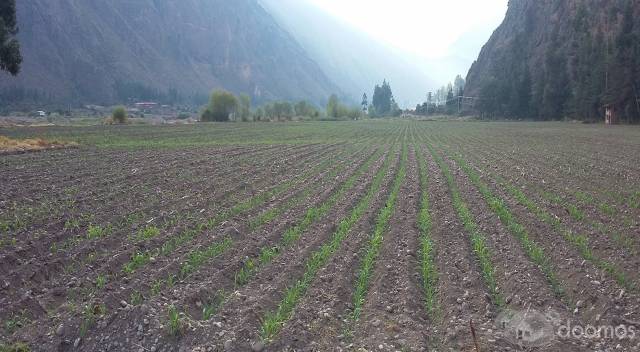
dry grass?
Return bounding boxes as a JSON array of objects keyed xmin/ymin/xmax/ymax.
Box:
[{"xmin": 0, "ymin": 135, "xmax": 77, "ymax": 154}]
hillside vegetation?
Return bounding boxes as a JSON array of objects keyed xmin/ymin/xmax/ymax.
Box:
[{"xmin": 465, "ymin": 0, "xmax": 640, "ymax": 122}]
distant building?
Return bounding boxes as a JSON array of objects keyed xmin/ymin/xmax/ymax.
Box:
[
  {"xmin": 36, "ymin": 110, "xmax": 46, "ymax": 117},
  {"xmin": 135, "ymin": 102, "xmax": 159, "ymax": 114}
]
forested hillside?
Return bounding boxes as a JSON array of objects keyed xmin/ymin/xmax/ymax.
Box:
[{"xmin": 465, "ymin": 0, "xmax": 640, "ymax": 122}]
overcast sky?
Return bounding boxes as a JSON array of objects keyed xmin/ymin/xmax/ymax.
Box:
[{"xmin": 307, "ymin": 0, "xmax": 508, "ymax": 82}]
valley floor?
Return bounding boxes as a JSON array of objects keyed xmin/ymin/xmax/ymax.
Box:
[{"xmin": 1, "ymin": 120, "xmax": 639, "ymax": 351}]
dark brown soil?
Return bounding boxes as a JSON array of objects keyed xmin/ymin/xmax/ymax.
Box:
[{"xmin": 3, "ymin": 122, "xmax": 640, "ymax": 352}]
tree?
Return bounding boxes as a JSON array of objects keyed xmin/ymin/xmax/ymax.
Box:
[
  {"xmin": 253, "ymin": 107, "xmax": 265, "ymax": 121},
  {"xmin": 541, "ymin": 42, "xmax": 570, "ymax": 119},
  {"xmin": 238, "ymin": 94, "xmax": 251, "ymax": 122},
  {"xmin": 112, "ymin": 106, "xmax": 128, "ymax": 124},
  {"xmin": 604, "ymin": 0, "xmax": 638, "ymax": 121},
  {"xmin": 294, "ymin": 100, "xmax": 318, "ymax": 118},
  {"xmin": 201, "ymin": 90, "xmax": 238, "ymax": 122},
  {"xmin": 0, "ymin": 0, "xmax": 21, "ymax": 75},
  {"xmin": 453, "ymin": 75, "xmax": 466, "ymax": 95},
  {"xmin": 371, "ymin": 80, "xmax": 395, "ymax": 117},
  {"xmin": 361, "ymin": 93, "xmax": 368, "ymax": 114},
  {"xmin": 273, "ymin": 101, "xmax": 293, "ymax": 120},
  {"xmin": 326, "ymin": 94, "xmax": 340, "ymax": 118},
  {"xmin": 444, "ymin": 83, "xmax": 459, "ymax": 115}
]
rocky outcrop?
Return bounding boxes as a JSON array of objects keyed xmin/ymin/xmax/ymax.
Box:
[{"xmin": 465, "ymin": 0, "xmax": 640, "ymax": 121}]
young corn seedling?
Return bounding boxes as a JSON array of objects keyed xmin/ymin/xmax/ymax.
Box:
[
  {"xmin": 428, "ymin": 144, "xmax": 503, "ymax": 307},
  {"xmin": 352, "ymin": 144, "xmax": 407, "ymax": 321},
  {"xmin": 260, "ymin": 146, "xmax": 396, "ymax": 340}
]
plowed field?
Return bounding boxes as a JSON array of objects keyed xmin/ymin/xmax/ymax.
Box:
[{"xmin": 1, "ymin": 121, "xmax": 639, "ymax": 351}]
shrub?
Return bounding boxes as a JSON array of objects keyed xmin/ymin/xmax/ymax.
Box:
[
  {"xmin": 201, "ymin": 90, "xmax": 238, "ymax": 122},
  {"xmin": 112, "ymin": 106, "xmax": 128, "ymax": 124}
]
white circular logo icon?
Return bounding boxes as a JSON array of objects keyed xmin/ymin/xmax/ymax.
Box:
[{"xmin": 496, "ymin": 308, "xmax": 557, "ymax": 347}]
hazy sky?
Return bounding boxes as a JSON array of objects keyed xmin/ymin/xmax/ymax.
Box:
[{"xmin": 308, "ymin": 0, "xmax": 508, "ymax": 61}]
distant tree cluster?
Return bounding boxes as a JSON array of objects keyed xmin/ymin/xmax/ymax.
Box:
[
  {"xmin": 414, "ymin": 75, "xmax": 465, "ymax": 116},
  {"xmin": 200, "ymin": 89, "xmax": 327, "ymax": 122},
  {"xmin": 472, "ymin": 1, "xmax": 640, "ymax": 122},
  {"xmin": 326, "ymin": 94, "xmax": 362, "ymax": 120},
  {"xmin": 202, "ymin": 90, "xmax": 238, "ymax": 122},
  {"xmin": 369, "ymin": 80, "xmax": 401, "ymax": 117},
  {"xmin": 0, "ymin": 0, "xmax": 22, "ymax": 75}
]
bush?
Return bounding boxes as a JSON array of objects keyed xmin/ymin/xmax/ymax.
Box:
[
  {"xmin": 201, "ymin": 90, "xmax": 238, "ymax": 122},
  {"xmin": 326, "ymin": 94, "xmax": 361, "ymax": 120},
  {"xmin": 112, "ymin": 106, "xmax": 128, "ymax": 124}
]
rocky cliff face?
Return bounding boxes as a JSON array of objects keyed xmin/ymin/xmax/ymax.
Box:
[
  {"xmin": 465, "ymin": 0, "xmax": 640, "ymax": 121},
  {"xmin": 0, "ymin": 0, "xmax": 340, "ymax": 107}
]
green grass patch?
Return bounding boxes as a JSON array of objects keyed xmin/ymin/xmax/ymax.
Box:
[
  {"xmin": 598, "ymin": 203, "xmax": 615, "ymax": 216},
  {"xmin": 3, "ymin": 311, "xmax": 31, "ymax": 335},
  {"xmin": 166, "ymin": 305, "xmax": 183, "ymax": 336},
  {"xmin": 122, "ymin": 251, "xmax": 152, "ymax": 275},
  {"xmin": 79, "ymin": 303, "xmax": 106, "ymax": 337},
  {"xmin": 201, "ymin": 290, "xmax": 227, "ymax": 321},
  {"xmin": 95, "ymin": 274, "xmax": 107, "ymax": 290},
  {"xmin": 136, "ymin": 225, "xmax": 160, "ymax": 241},
  {"xmin": 630, "ymin": 192, "xmax": 640, "ymax": 209},
  {"xmin": 130, "ymin": 291, "xmax": 143, "ymax": 305},
  {"xmin": 575, "ymin": 191, "xmax": 594, "ymax": 204},
  {"xmin": 86, "ymin": 224, "xmax": 111, "ymax": 240}
]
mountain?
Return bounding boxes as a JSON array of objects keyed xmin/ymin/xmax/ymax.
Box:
[
  {"xmin": 0, "ymin": 0, "xmax": 340, "ymax": 108},
  {"xmin": 464, "ymin": 0, "xmax": 640, "ymax": 122},
  {"xmin": 259, "ymin": 0, "xmax": 435, "ymax": 107}
]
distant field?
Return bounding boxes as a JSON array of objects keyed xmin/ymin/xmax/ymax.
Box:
[{"xmin": 1, "ymin": 120, "xmax": 639, "ymax": 351}]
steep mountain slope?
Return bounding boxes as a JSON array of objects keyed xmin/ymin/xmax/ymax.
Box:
[
  {"xmin": 260, "ymin": 0, "xmax": 435, "ymax": 107},
  {"xmin": 465, "ymin": 0, "xmax": 640, "ymax": 121},
  {"xmin": 0, "ymin": 0, "xmax": 340, "ymax": 107}
]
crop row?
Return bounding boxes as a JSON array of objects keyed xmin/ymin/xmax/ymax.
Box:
[
  {"xmin": 427, "ymin": 143, "xmax": 503, "ymax": 307},
  {"xmin": 351, "ymin": 144, "xmax": 407, "ymax": 321},
  {"xmin": 259, "ymin": 144, "xmax": 397, "ymax": 340}
]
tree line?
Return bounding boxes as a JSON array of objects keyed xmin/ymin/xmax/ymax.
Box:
[
  {"xmin": 201, "ymin": 90, "xmax": 354, "ymax": 122},
  {"xmin": 201, "ymin": 79, "xmax": 406, "ymax": 122},
  {"xmin": 414, "ymin": 75, "xmax": 465, "ymax": 116}
]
